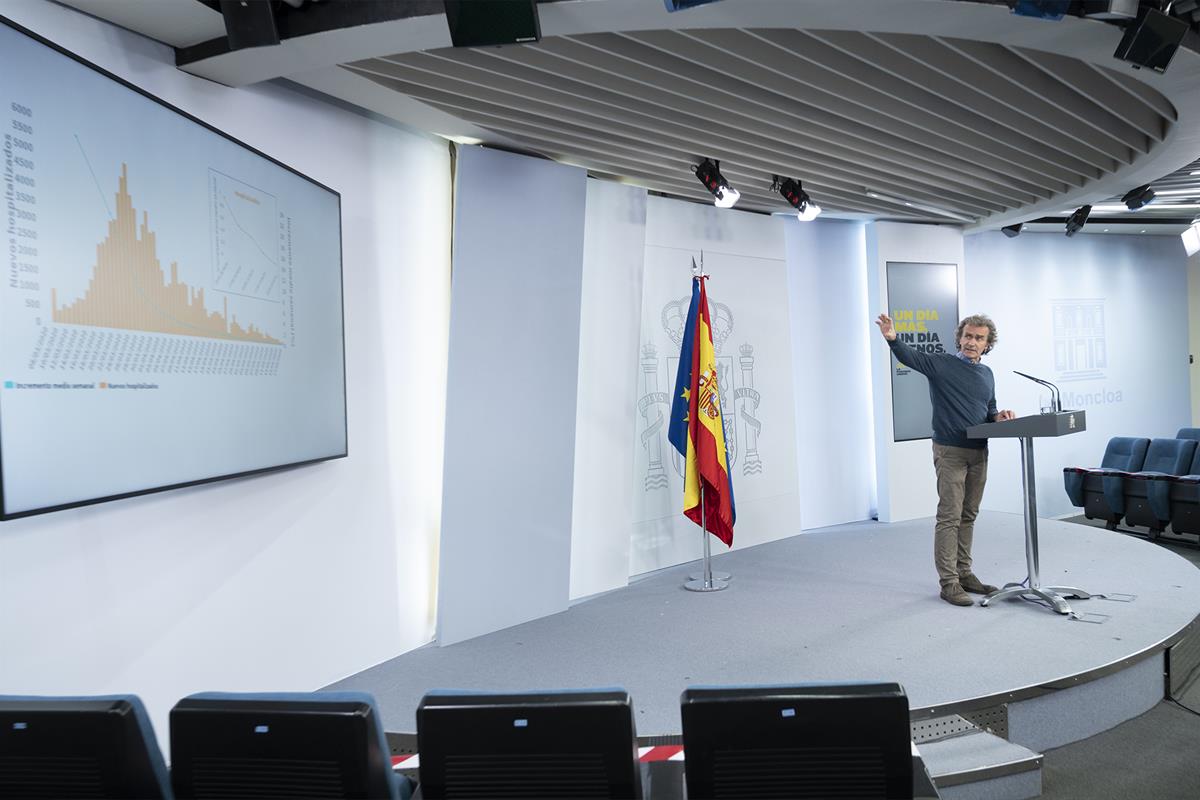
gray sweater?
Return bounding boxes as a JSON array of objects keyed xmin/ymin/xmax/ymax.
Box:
[{"xmin": 888, "ymin": 337, "xmax": 998, "ymax": 449}]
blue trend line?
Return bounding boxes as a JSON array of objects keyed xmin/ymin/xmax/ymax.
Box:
[{"xmin": 75, "ymin": 135, "xmax": 113, "ymax": 220}]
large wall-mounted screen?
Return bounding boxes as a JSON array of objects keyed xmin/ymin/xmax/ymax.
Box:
[{"xmin": 0, "ymin": 19, "xmax": 347, "ymax": 519}]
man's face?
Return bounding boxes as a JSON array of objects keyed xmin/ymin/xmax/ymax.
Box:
[{"xmin": 959, "ymin": 324, "xmax": 990, "ymax": 362}]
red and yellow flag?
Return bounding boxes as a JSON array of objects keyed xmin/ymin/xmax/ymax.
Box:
[{"xmin": 671, "ymin": 276, "xmax": 735, "ymax": 546}]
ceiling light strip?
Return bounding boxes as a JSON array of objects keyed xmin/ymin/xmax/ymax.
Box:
[{"xmin": 865, "ymin": 191, "xmax": 976, "ymax": 222}]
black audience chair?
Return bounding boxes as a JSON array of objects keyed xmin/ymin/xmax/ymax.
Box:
[
  {"xmin": 169, "ymin": 691, "xmax": 407, "ymax": 799},
  {"xmin": 1121, "ymin": 437, "xmax": 1197, "ymax": 532},
  {"xmin": 0, "ymin": 694, "xmax": 171, "ymax": 799},
  {"xmin": 680, "ymin": 682, "xmax": 914, "ymax": 800},
  {"xmin": 1063, "ymin": 436, "xmax": 1150, "ymax": 526},
  {"xmin": 416, "ymin": 688, "xmax": 641, "ymax": 799}
]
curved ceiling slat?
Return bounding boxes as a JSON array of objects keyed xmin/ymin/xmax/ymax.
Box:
[
  {"xmin": 749, "ymin": 28, "xmax": 1098, "ymax": 186},
  {"xmin": 859, "ymin": 32, "xmax": 1130, "ymax": 167},
  {"xmin": 1013, "ymin": 49, "xmax": 1169, "ymax": 139},
  {"xmin": 618, "ymin": 28, "xmax": 1051, "ymax": 202},
  {"xmin": 472, "ymin": 38, "xmax": 1018, "ymax": 208},
  {"xmin": 1095, "ymin": 64, "xmax": 1179, "ymax": 123},
  {"xmin": 938, "ymin": 38, "xmax": 1152, "ymax": 154},
  {"xmin": 346, "ymin": 62, "xmax": 989, "ymax": 217},
  {"xmin": 361, "ymin": 45, "xmax": 1033, "ymax": 211},
  {"xmin": 339, "ymin": 15, "xmax": 1179, "ymax": 225},
  {"xmin": 610, "ymin": 29, "xmax": 1065, "ymax": 199}
]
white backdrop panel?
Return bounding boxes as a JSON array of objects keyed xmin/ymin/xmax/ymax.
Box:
[
  {"xmin": 866, "ymin": 223, "xmax": 965, "ymax": 523},
  {"xmin": 964, "ymin": 231, "xmax": 1191, "ymax": 519},
  {"xmin": 631, "ymin": 197, "xmax": 801, "ymax": 576},
  {"xmin": 570, "ymin": 180, "xmax": 647, "ymax": 601},
  {"xmin": 785, "ymin": 219, "xmax": 875, "ymax": 529},
  {"xmin": 439, "ymin": 146, "xmax": 586, "ymax": 644}
]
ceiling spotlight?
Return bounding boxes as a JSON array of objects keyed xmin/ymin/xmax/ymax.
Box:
[
  {"xmin": 1065, "ymin": 204, "xmax": 1092, "ymax": 237},
  {"xmin": 693, "ymin": 159, "xmax": 740, "ymax": 209},
  {"xmin": 1001, "ymin": 223, "xmax": 1024, "ymax": 238},
  {"xmin": 772, "ymin": 176, "xmax": 822, "ymax": 222},
  {"xmin": 1121, "ymin": 183, "xmax": 1156, "ymax": 210}
]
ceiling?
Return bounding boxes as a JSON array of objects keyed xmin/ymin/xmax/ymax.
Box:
[{"xmin": 57, "ymin": 0, "xmax": 1200, "ymax": 232}]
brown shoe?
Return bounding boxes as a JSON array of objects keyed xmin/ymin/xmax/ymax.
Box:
[
  {"xmin": 940, "ymin": 582, "xmax": 974, "ymax": 606},
  {"xmin": 959, "ymin": 573, "xmax": 999, "ymax": 595}
]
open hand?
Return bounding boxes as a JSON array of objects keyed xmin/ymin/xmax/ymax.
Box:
[{"xmin": 875, "ymin": 313, "xmax": 897, "ymax": 341}]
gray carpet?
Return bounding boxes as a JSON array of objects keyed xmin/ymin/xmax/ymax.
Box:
[
  {"xmin": 1040, "ymin": 701, "xmax": 1200, "ymax": 800},
  {"xmin": 1036, "ymin": 515, "xmax": 1200, "ymax": 800},
  {"xmin": 327, "ymin": 511, "xmax": 1200, "ymax": 737}
]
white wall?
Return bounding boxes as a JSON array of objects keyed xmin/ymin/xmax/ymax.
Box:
[
  {"xmin": 964, "ymin": 231, "xmax": 1191, "ymax": 518},
  {"xmin": 0, "ymin": 0, "xmax": 451, "ymax": 744},
  {"xmin": 569, "ymin": 180, "xmax": 647, "ymax": 601},
  {"xmin": 437, "ymin": 146, "xmax": 587, "ymax": 644},
  {"xmin": 866, "ymin": 222, "xmax": 965, "ymax": 522},
  {"xmin": 785, "ymin": 219, "xmax": 876, "ymax": 529}
]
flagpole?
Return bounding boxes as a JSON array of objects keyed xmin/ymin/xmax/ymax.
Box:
[
  {"xmin": 685, "ymin": 484, "xmax": 728, "ymax": 592},
  {"xmin": 688, "ymin": 483, "xmax": 731, "ymax": 583}
]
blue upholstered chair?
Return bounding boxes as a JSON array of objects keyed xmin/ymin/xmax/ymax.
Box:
[
  {"xmin": 1176, "ymin": 427, "xmax": 1200, "ymax": 442},
  {"xmin": 1122, "ymin": 438, "xmax": 1198, "ymax": 532},
  {"xmin": 0, "ymin": 694, "xmax": 172, "ymax": 798},
  {"xmin": 169, "ymin": 691, "xmax": 408, "ymax": 800},
  {"xmin": 1063, "ymin": 437, "xmax": 1150, "ymax": 525},
  {"xmin": 1167, "ymin": 444, "xmax": 1200, "ymax": 537}
]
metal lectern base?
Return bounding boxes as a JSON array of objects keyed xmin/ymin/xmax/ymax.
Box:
[{"xmin": 981, "ymin": 584, "xmax": 1092, "ymax": 615}]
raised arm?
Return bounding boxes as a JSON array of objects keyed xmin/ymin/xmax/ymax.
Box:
[
  {"xmin": 876, "ymin": 313, "xmax": 938, "ymax": 376},
  {"xmin": 876, "ymin": 313, "xmax": 897, "ymax": 342}
]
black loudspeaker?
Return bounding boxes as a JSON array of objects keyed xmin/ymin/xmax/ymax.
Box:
[
  {"xmin": 219, "ymin": 0, "xmax": 281, "ymax": 50},
  {"xmin": 1113, "ymin": 7, "xmax": 1190, "ymax": 73},
  {"xmin": 444, "ymin": 0, "xmax": 540, "ymax": 47}
]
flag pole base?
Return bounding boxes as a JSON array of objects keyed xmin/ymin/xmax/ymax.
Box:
[
  {"xmin": 689, "ymin": 571, "xmax": 731, "ymax": 582},
  {"xmin": 684, "ymin": 577, "xmax": 729, "ymax": 592}
]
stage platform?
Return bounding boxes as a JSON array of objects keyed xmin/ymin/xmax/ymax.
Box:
[{"xmin": 328, "ymin": 511, "xmax": 1200, "ymax": 799}]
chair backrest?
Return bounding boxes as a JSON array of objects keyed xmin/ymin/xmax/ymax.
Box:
[
  {"xmin": 416, "ymin": 688, "xmax": 641, "ymax": 799},
  {"xmin": 1141, "ymin": 437, "xmax": 1197, "ymax": 475},
  {"xmin": 680, "ymin": 682, "xmax": 912, "ymax": 800},
  {"xmin": 1176, "ymin": 427, "xmax": 1200, "ymax": 442},
  {"xmin": 0, "ymin": 694, "xmax": 171, "ymax": 799},
  {"xmin": 169, "ymin": 691, "xmax": 399, "ymax": 800},
  {"xmin": 1100, "ymin": 437, "xmax": 1150, "ymax": 471}
]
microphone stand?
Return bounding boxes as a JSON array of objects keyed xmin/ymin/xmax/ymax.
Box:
[{"xmin": 1013, "ymin": 370, "xmax": 1062, "ymax": 412}]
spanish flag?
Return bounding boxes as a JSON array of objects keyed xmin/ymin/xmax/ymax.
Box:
[{"xmin": 667, "ymin": 274, "xmax": 736, "ymax": 546}]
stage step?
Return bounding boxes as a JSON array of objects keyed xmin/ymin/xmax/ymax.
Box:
[{"xmin": 920, "ymin": 730, "xmax": 1042, "ymax": 800}]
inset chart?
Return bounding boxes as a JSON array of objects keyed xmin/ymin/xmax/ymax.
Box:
[{"xmin": 210, "ymin": 170, "xmax": 281, "ymax": 302}]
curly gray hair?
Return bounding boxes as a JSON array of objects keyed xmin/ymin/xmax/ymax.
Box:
[{"xmin": 956, "ymin": 314, "xmax": 998, "ymax": 355}]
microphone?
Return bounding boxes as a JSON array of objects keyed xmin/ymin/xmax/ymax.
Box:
[{"xmin": 1013, "ymin": 370, "xmax": 1062, "ymax": 412}]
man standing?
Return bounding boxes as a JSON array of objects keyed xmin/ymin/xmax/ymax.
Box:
[{"xmin": 876, "ymin": 312, "xmax": 1016, "ymax": 607}]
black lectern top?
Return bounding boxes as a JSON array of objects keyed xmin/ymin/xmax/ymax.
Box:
[{"xmin": 967, "ymin": 410, "xmax": 1087, "ymax": 440}]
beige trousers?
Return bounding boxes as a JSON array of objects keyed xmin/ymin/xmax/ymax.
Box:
[{"xmin": 932, "ymin": 442, "xmax": 988, "ymax": 587}]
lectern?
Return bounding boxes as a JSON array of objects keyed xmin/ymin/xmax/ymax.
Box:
[{"xmin": 967, "ymin": 410, "xmax": 1088, "ymax": 615}]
